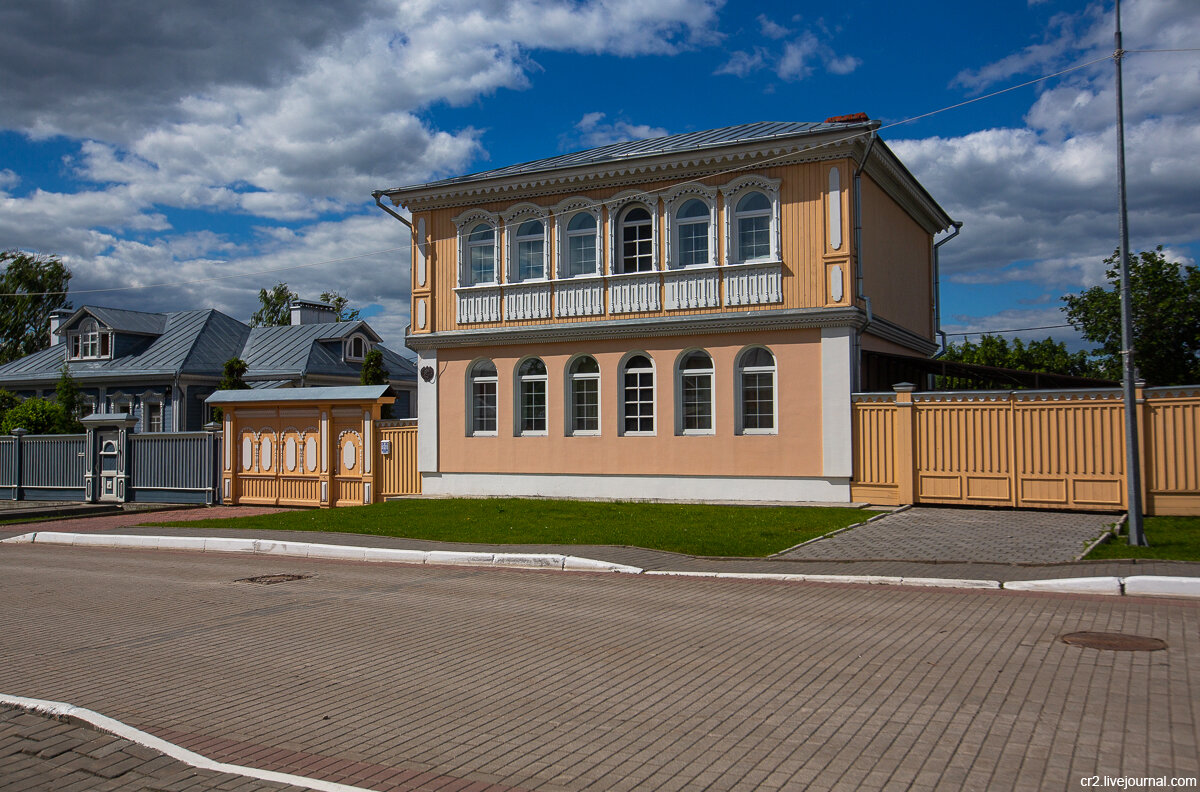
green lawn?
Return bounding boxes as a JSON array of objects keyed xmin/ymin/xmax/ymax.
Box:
[
  {"xmin": 149, "ymin": 498, "xmax": 879, "ymax": 557},
  {"xmin": 1085, "ymin": 515, "xmax": 1200, "ymax": 562}
]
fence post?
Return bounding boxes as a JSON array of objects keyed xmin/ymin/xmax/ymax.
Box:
[
  {"xmin": 893, "ymin": 384, "xmax": 916, "ymax": 505},
  {"xmin": 1135, "ymin": 380, "xmax": 1149, "ymax": 514},
  {"xmin": 11, "ymin": 428, "xmax": 26, "ymax": 502}
]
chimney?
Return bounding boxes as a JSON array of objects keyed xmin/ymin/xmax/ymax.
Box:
[
  {"xmin": 48, "ymin": 308, "xmax": 73, "ymax": 346},
  {"xmin": 289, "ymin": 298, "xmax": 337, "ymax": 325}
]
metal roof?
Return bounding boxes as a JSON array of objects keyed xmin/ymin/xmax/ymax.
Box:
[
  {"xmin": 206, "ymin": 385, "xmax": 392, "ymax": 404},
  {"xmin": 59, "ymin": 305, "xmax": 168, "ymax": 336},
  {"xmin": 381, "ymin": 120, "xmax": 876, "ymax": 195}
]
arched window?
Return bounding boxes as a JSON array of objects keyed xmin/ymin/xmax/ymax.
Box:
[
  {"xmin": 72, "ymin": 317, "xmax": 109, "ymax": 359},
  {"xmin": 621, "ymin": 354, "xmax": 655, "ymax": 434},
  {"xmin": 678, "ymin": 350, "xmax": 714, "ymax": 434},
  {"xmin": 468, "ymin": 359, "xmax": 498, "ymax": 435},
  {"xmin": 734, "ymin": 191, "xmax": 772, "ymax": 262},
  {"xmin": 467, "ymin": 224, "xmax": 496, "ymax": 285},
  {"xmin": 516, "ymin": 358, "xmax": 547, "ymax": 435},
  {"xmin": 565, "ymin": 212, "xmax": 597, "ymax": 277},
  {"xmin": 737, "ymin": 347, "xmax": 777, "ymax": 433},
  {"xmin": 619, "ymin": 206, "xmax": 654, "ymax": 273},
  {"xmin": 346, "ymin": 335, "xmax": 367, "ymax": 360},
  {"xmin": 515, "ymin": 220, "xmax": 545, "ymax": 281},
  {"xmin": 569, "ymin": 356, "xmax": 600, "ymax": 435},
  {"xmin": 675, "ymin": 199, "xmax": 710, "ymax": 267}
]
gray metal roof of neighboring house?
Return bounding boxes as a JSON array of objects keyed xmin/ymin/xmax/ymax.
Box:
[
  {"xmin": 381, "ymin": 120, "xmax": 875, "ymax": 195},
  {"xmin": 60, "ymin": 305, "xmax": 169, "ymax": 336},
  {"xmin": 240, "ymin": 321, "xmax": 379, "ymax": 375},
  {"xmin": 206, "ymin": 385, "xmax": 392, "ymax": 404},
  {"xmin": 248, "ymin": 379, "xmax": 292, "ymax": 389}
]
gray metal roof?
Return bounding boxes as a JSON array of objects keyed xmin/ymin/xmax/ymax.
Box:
[
  {"xmin": 240, "ymin": 321, "xmax": 380, "ymax": 376},
  {"xmin": 59, "ymin": 305, "xmax": 168, "ymax": 336},
  {"xmin": 206, "ymin": 385, "xmax": 392, "ymax": 404},
  {"xmin": 382, "ymin": 120, "xmax": 875, "ymax": 195}
]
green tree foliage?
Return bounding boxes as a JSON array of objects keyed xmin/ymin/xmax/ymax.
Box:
[
  {"xmin": 359, "ymin": 348, "xmax": 389, "ymax": 385},
  {"xmin": 1063, "ymin": 246, "xmax": 1200, "ymax": 386},
  {"xmin": 250, "ymin": 282, "xmax": 297, "ymax": 327},
  {"xmin": 54, "ymin": 362, "xmax": 83, "ymax": 422},
  {"xmin": 942, "ymin": 334, "xmax": 1096, "ymax": 378},
  {"xmin": 0, "ymin": 250, "xmax": 72, "ymax": 364},
  {"xmin": 320, "ymin": 291, "xmax": 361, "ymax": 322},
  {"xmin": 218, "ymin": 357, "xmax": 250, "ymax": 391},
  {"xmin": 1, "ymin": 398, "xmax": 80, "ymax": 435},
  {"xmin": 0, "ymin": 389, "xmax": 18, "ymax": 418}
]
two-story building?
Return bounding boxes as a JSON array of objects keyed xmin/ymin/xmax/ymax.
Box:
[{"xmin": 375, "ymin": 118, "xmax": 955, "ymax": 502}]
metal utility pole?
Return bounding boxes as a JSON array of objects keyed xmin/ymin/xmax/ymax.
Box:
[{"xmin": 1114, "ymin": 0, "xmax": 1147, "ymax": 546}]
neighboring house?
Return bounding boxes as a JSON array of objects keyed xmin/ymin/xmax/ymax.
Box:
[
  {"xmin": 0, "ymin": 299, "xmax": 416, "ymax": 432},
  {"xmin": 375, "ymin": 117, "xmax": 955, "ymax": 502}
]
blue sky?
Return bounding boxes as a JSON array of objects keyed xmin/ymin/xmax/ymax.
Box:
[{"xmin": 2, "ymin": 0, "xmax": 1197, "ymax": 354}]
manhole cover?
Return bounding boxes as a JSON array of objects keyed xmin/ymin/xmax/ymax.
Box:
[
  {"xmin": 236, "ymin": 574, "xmax": 311, "ymax": 585},
  {"xmin": 1061, "ymin": 632, "xmax": 1167, "ymax": 651}
]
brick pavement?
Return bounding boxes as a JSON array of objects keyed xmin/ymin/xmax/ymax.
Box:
[{"xmin": 0, "ymin": 544, "xmax": 1197, "ymax": 791}]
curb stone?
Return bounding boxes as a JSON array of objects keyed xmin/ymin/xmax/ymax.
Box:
[{"xmin": 3, "ymin": 531, "xmax": 1199, "ymax": 599}]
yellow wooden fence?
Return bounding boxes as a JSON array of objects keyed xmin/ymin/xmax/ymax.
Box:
[
  {"xmin": 851, "ymin": 385, "xmax": 1200, "ymax": 515},
  {"xmin": 376, "ymin": 420, "xmax": 421, "ymax": 497}
]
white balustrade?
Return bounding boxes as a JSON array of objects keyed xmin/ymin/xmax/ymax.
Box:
[
  {"xmin": 554, "ymin": 276, "xmax": 605, "ymax": 317},
  {"xmin": 664, "ymin": 267, "xmax": 721, "ymax": 310},
  {"xmin": 608, "ymin": 272, "xmax": 661, "ymax": 314},
  {"xmin": 455, "ymin": 285, "xmax": 501, "ymax": 324},
  {"xmin": 503, "ymin": 282, "xmax": 552, "ymax": 321},
  {"xmin": 724, "ymin": 262, "xmax": 783, "ymax": 306}
]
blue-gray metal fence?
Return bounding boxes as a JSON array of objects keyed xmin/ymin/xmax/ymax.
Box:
[
  {"xmin": 19, "ymin": 434, "xmax": 86, "ymax": 501},
  {"xmin": 128, "ymin": 432, "xmax": 218, "ymax": 504},
  {"xmin": 0, "ymin": 437, "xmax": 15, "ymax": 499}
]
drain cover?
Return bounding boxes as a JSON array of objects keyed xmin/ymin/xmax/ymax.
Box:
[
  {"xmin": 1061, "ymin": 632, "xmax": 1167, "ymax": 651},
  {"xmin": 237, "ymin": 573, "xmax": 311, "ymax": 585}
]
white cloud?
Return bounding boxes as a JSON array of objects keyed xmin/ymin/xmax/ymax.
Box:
[
  {"xmin": 715, "ymin": 48, "xmax": 767, "ymax": 78},
  {"xmin": 569, "ymin": 113, "xmax": 669, "ymax": 149},
  {"xmin": 757, "ymin": 14, "xmax": 791, "ymax": 40},
  {"xmin": 777, "ymin": 31, "xmax": 860, "ymax": 81}
]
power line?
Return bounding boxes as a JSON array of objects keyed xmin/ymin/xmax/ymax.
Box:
[{"xmin": 943, "ymin": 323, "xmax": 1073, "ymax": 336}]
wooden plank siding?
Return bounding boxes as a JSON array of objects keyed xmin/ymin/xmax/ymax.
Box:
[
  {"xmin": 376, "ymin": 422, "xmax": 421, "ymax": 496},
  {"xmin": 850, "ymin": 386, "xmax": 1200, "ymax": 515}
]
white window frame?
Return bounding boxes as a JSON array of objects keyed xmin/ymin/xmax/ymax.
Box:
[
  {"xmin": 607, "ymin": 192, "xmax": 659, "ymax": 275},
  {"xmin": 502, "ymin": 203, "xmax": 551, "ymax": 284},
  {"xmin": 145, "ymin": 400, "xmax": 164, "ymax": 432},
  {"xmin": 566, "ymin": 354, "xmax": 601, "ymax": 436},
  {"xmin": 736, "ymin": 346, "xmax": 778, "ymax": 435},
  {"xmin": 467, "ymin": 359, "xmax": 498, "ymax": 436},
  {"xmin": 720, "ymin": 175, "xmax": 782, "ymax": 266},
  {"xmin": 453, "ymin": 209, "xmax": 502, "ymax": 287},
  {"xmin": 663, "ymin": 185, "xmax": 718, "ymax": 270},
  {"xmin": 345, "ymin": 334, "xmax": 368, "ymax": 362},
  {"xmin": 553, "ymin": 197, "xmax": 603, "ymax": 279},
  {"xmin": 676, "ymin": 349, "xmax": 715, "ymax": 436},
  {"xmin": 68, "ymin": 318, "xmax": 112, "ymax": 361},
  {"xmin": 619, "ymin": 352, "xmax": 656, "ymax": 436},
  {"xmin": 514, "ymin": 357, "xmax": 548, "ymax": 436}
]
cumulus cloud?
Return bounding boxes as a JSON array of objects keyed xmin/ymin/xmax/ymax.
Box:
[
  {"xmin": 717, "ymin": 25, "xmax": 859, "ymax": 82},
  {"xmin": 568, "ymin": 113, "xmax": 670, "ymax": 149}
]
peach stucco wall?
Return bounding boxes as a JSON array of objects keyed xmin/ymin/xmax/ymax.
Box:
[{"xmin": 435, "ymin": 328, "xmax": 826, "ymax": 478}]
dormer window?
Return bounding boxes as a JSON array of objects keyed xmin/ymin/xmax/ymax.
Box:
[
  {"xmin": 346, "ymin": 334, "xmax": 368, "ymax": 361},
  {"xmin": 69, "ymin": 318, "xmax": 111, "ymax": 360}
]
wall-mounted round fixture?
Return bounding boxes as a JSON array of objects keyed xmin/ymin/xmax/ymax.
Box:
[{"xmin": 420, "ymin": 366, "xmax": 435, "ymax": 383}]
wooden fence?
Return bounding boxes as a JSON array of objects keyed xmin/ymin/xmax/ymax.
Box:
[
  {"xmin": 376, "ymin": 420, "xmax": 421, "ymax": 497},
  {"xmin": 851, "ymin": 385, "xmax": 1200, "ymax": 515}
]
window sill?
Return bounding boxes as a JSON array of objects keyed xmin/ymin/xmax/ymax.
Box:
[
  {"xmin": 568, "ymin": 430, "xmax": 601, "ymax": 437},
  {"xmin": 468, "ymin": 431, "xmax": 498, "ymax": 438},
  {"xmin": 726, "ymin": 258, "xmax": 783, "ymax": 269}
]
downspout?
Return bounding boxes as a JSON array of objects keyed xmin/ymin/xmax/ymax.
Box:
[
  {"xmin": 372, "ymin": 191, "xmax": 414, "ymax": 230},
  {"xmin": 931, "ymin": 221, "xmax": 963, "ymax": 358}
]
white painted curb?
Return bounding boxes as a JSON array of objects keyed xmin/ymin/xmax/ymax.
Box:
[
  {"xmin": 1001, "ymin": 576, "xmax": 1123, "ymax": 596},
  {"xmin": 0, "ymin": 694, "xmax": 377, "ymax": 792},
  {"xmin": 645, "ymin": 570, "xmax": 1002, "ymax": 590},
  {"xmin": 0, "ymin": 532, "xmax": 644, "ymax": 575},
  {"xmin": 1123, "ymin": 575, "xmax": 1200, "ymax": 599}
]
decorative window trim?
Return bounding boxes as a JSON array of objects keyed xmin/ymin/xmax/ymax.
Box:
[
  {"xmin": 466, "ymin": 358, "xmax": 499, "ymax": 437},
  {"xmin": 502, "ymin": 202, "xmax": 551, "ymax": 284},
  {"xmin": 453, "ymin": 208, "xmax": 502, "ymax": 287},
  {"xmin": 345, "ymin": 334, "xmax": 369, "ymax": 362},
  {"xmin": 720, "ymin": 174, "xmax": 783, "ymax": 266},
  {"xmin": 68, "ymin": 318, "xmax": 113, "ymax": 361},
  {"xmin": 735, "ymin": 345, "xmax": 779, "ymax": 435},
  {"xmin": 608, "ymin": 191, "xmax": 660, "ymax": 275},
  {"xmin": 618, "ymin": 351, "xmax": 656, "ymax": 437},
  {"xmin": 675, "ymin": 348, "xmax": 715, "ymax": 436},
  {"xmin": 663, "ymin": 184, "xmax": 718, "ymax": 270},
  {"xmin": 553, "ymin": 197, "xmax": 603, "ymax": 279},
  {"xmin": 513, "ymin": 356, "xmax": 548, "ymax": 436},
  {"xmin": 565, "ymin": 354, "xmax": 601, "ymax": 436}
]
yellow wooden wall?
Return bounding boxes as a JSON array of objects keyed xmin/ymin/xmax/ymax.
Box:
[{"xmin": 376, "ymin": 422, "xmax": 421, "ymax": 496}]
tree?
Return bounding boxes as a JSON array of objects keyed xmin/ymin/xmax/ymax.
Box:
[
  {"xmin": 54, "ymin": 362, "xmax": 83, "ymax": 423},
  {"xmin": 320, "ymin": 291, "xmax": 361, "ymax": 322},
  {"xmin": 219, "ymin": 357, "xmax": 250, "ymax": 391},
  {"xmin": 360, "ymin": 348, "xmax": 389, "ymax": 385},
  {"xmin": 250, "ymin": 282, "xmax": 297, "ymax": 327},
  {"xmin": 1063, "ymin": 246, "xmax": 1200, "ymax": 386},
  {"xmin": 942, "ymin": 335, "xmax": 1096, "ymax": 378},
  {"xmin": 0, "ymin": 250, "xmax": 72, "ymax": 364},
  {"xmin": 1, "ymin": 398, "xmax": 79, "ymax": 435}
]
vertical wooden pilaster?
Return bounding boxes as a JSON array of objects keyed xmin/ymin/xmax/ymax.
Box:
[
  {"xmin": 1135, "ymin": 381, "xmax": 1149, "ymax": 512},
  {"xmin": 894, "ymin": 383, "xmax": 916, "ymax": 505}
]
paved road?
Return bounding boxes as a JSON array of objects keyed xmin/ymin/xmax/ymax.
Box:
[{"xmin": 0, "ymin": 544, "xmax": 1196, "ymax": 791}]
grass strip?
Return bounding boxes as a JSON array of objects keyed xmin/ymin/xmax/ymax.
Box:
[
  {"xmin": 148, "ymin": 498, "xmax": 879, "ymax": 558},
  {"xmin": 1085, "ymin": 515, "xmax": 1200, "ymax": 562}
]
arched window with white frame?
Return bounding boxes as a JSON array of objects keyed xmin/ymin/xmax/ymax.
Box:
[
  {"xmin": 721, "ymin": 176, "xmax": 782, "ymax": 265},
  {"xmin": 737, "ymin": 346, "xmax": 777, "ymax": 434},
  {"xmin": 467, "ymin": 223, "xmax": 497, "ymax": 284},
  {"xmin": 514, "ymin": 220, "xmax": 546, "ymax": 281},
  {"xmin": 468, "ymin": 359, "xmax": 498, "ymax": 436},
  {"xmin": 675, "ymin": 199, "xmax": 711, "ymax": 267},
  {"xmin": 568, "ymin": 355, "xmax": 600, "ymax": 435},
  {"xmin": 621, "ymin": 353, "xmax": 655, "ymax": 435},
  {"xmin": 617, "ymin": 205, "xmax": 655, "ymax": 273},
  {"xmin": 677, "ymin": 350, "xmax": 714, "ymax": 434},
  {"xmin": 565, "ymin": 212, "xmax": 598, "ymax": 276},
  {"xmin": 516, "ymin": 357, "xmax": 548, "ymax": 435}
]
